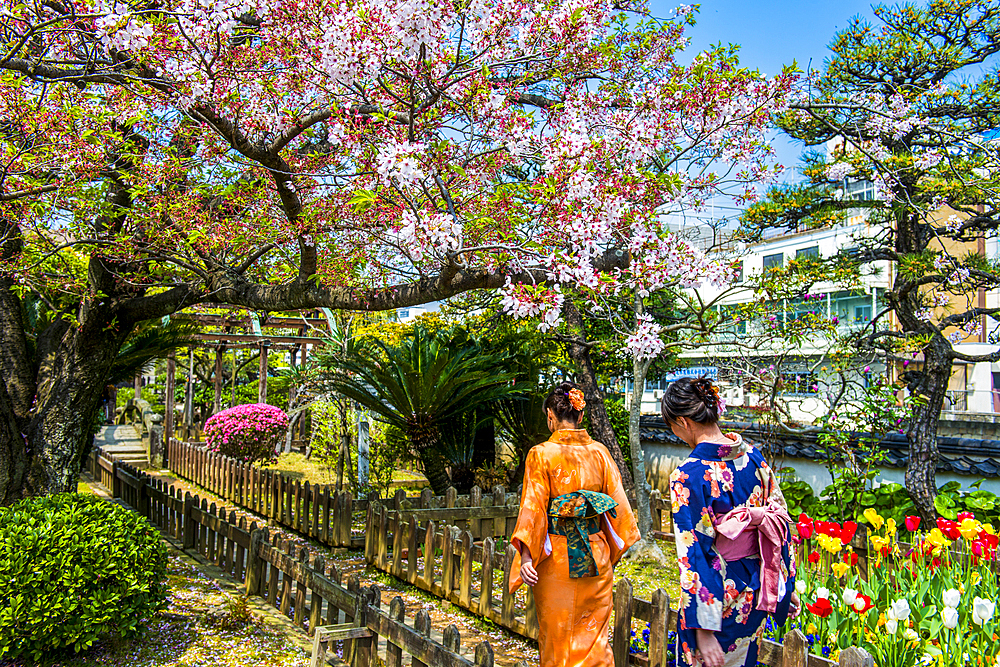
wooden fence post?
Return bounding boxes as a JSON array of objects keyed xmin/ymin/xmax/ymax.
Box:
[
  {"xmin": 479, "ymin": 537, "xmax": 495, "ymax": 617},
  {"xmin": 780, "ymin": 629, "xmax": 809, "ymax": 667},
  {"xmin": 649, "ymin": 589, "xmax": 671, "ymax": 667},
  {"xmin": 411, "ymin": 610, "xmax": 432, "ymax": 667},
  {"xmin": 111, "ymin": 460, "xmax": 121, "ymax": 499},
  {"xmin": 469, "ymin": 486, "xmax": 482, "ymax": 538},
  {"xmin": 612, "ymin": 578, "xmax": 633, "ymax": 667},
  {"xmin": 474, "ymin": 641, "xmax": 494, "ymax": 667},
  {"xmin": 246, "ymin": 528, "xmax": 266, "ymax": 596},
  {"xmin": 386, "ymin": 596, "xmax": 405, "ymax": 667},
  {"xmin": 838, "ymin": 647, "xmax": 875, "ymax": 667},
  {"xmin": 443, "ymin": 624, "xmax": 460, "ymax": 654},
  {"xmin": 182, "ymin": 492, "xmax": 196, "ymax": 550}
]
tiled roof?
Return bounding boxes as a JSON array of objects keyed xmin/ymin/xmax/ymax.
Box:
[{"xmin": 638, "ymin": 415, "xmax": 1000, "ymax": 479}]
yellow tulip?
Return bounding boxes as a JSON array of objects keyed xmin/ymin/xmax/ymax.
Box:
[
  {"xmin": 925, "ymin": 528, "xmax": 949, "ymax": 549},
  {"xmin": 832, "ymin": 562, "xmax": 850, "ymax": 577},
  {"xmin": 806, "ymin": 623, "xmax": 817, "ymax": 634},
  {"xmin": 870, "ymin": 535, "xmax": 890, "ymax": 553},
  {"xmin": 886, "ymin": 518, "xmax": 897, "ymax": 535},
  {"xmin": 864, "ymin": 508, "xmax": 884, "ymax": 530},
  {"xmin": 983, "ymin": 523, "xmax": 996, "ymax": 535},
  {"xmin": 971, "ymin": 572, "xmax": 982, "ymax": 586},
  {"xmin": 959, "ymin": 518, "xmax": 980, "ymax": 541}
]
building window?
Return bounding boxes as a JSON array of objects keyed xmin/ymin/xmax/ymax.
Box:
[
  {"xmin": 762, "ymin": 253, "xmax": 784, "ymax": 270},
  {"xmin": 855, "ymin": 305, "xmax": 872, "ymax": 323},
  {"xmin": 398, "ymin": 309, "xmax": 410, "ymax": 319},
  {"xmin": 796, "ymin": 246, "xmax": 819, "ymax": 259}
]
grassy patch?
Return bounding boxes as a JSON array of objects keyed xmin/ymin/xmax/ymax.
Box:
[
  {"xmin": 8, "ymin": 555, "xmax": 310, "ymax": 667},
  {"xmin": 614, "ymin": 539, "xmax": 680, "ymax": 602},
  {"xmin": 261, "ymin": 452, "xmax": 427, "ymax": 489}
]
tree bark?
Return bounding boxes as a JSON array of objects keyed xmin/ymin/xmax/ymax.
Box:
[
  {"xmin": 563, "ymin": 302, "xmax": 635, "ymax": 496},
  {"xmin": 628, "ymin": 308, "xmax": 654, "ymax": 538},
  {"xmin": 421, "ymin": 452, "xmax": 452, "ymax": 495},
  {"xmin": 903, "ymin": 335, "xmax": 950, "ymax": 522}
]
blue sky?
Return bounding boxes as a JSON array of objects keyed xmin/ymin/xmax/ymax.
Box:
[{"xmin": 648, "ymin": 0, "xmax": 881, "ymax": 186}]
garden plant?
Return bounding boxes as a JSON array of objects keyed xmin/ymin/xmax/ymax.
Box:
[{"xmin": 204, "ymin": 403, "xmax": 289, "ymax": 465}]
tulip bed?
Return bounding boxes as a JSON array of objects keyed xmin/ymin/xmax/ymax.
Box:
[{"xmin": 787, "ymin": 509, "xmax": 1000, "ymax": 666}]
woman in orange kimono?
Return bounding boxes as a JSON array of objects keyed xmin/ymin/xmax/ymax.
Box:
[{"xmin": 509, "ymin": 381, "xmax": 640, "ymax": 667}]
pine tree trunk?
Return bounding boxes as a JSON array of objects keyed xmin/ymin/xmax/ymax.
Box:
[
  {"xmin": 904, "ymin": 336, "xmax": 950, "ymax": 522},
  {"xmin": 563, "ymin": 302, "xmax": 636, "ymax": 496}
]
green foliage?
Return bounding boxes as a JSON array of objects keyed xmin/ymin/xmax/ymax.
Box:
[
  {"xmin": 934, "ymin": 480, "xmax": 1000, "ymax": 526},
  {"xmin": 0, "ymin": 494, "xmax": 168, "ymax": 661},
  {"xmin": 603, "ymin": 399, "xmax": 632, "ymax": 473}
]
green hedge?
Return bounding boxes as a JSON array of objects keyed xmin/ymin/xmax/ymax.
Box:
[{"xmin": 0, "ymin": 494, "xmax": 168, "ymax": 660}]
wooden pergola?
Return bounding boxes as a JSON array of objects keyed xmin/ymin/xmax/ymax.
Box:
[{"xmin": 161, "ymin": 310, "xmax": 336, "ymax": 444}]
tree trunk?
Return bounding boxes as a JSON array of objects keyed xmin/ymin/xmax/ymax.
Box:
[
  {"xmin": 629, "ymin": 348, "xmax": 654, "ymax": 539},
  {"xmin": 421, "ymin": 451, "xmax": 452, "ymax": 495},
  {"xmin": 904, "ymin": 335, "xmax": 950, "ymax": 522},
  {"xmin": 0, "ymin": 279, "xmax": 131, "ymax": 504},
  {"xmin": 563, "ymin": 302, "xmax": 635, "ymax": 496}
]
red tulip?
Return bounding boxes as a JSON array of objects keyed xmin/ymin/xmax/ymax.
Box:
[
  {"xmin": 937, "ymin": 519, "xmax": 960, "ymax": 540},
  {"xmin": 957, "ymin": 511, "xmax": 974, "ymax": 522},
  {"xmin": 808, "ymin": 551, "xmax": 820, "ymax": 564},
  {"xmin": 842, "ymin": 551, "xmax": 859, "ymax": 566},
  {"xmin": 851, "ymin": 594, "xmax": 874, "ymax": 614},
  {"xmin": 840, "ymin": 521, "xmax": 858, "ymax": 544},
  {"xmin": 806, "ymin": 597, "xmax": 833, "ymax": 618},
  {"xmin": 797, "ymin": 521, "xmax": 814, "ymax": 540},
  {"xmin": 799, "ymin": 513, "xmax": 813, "ymax": 526},
  {"xmin": 905, "ymin": 515, "xmax": 921, "ymax": 531}
]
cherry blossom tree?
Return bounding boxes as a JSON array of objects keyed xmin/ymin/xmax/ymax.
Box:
[
  {"xmin": 744, "ymin": 0, "xmax": 1000, "ymax": 520},
  {"xmin": 0, "ymin": 0, "xmax": 793, "ymax": 502}
]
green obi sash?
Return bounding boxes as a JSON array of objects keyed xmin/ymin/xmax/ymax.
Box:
[{"xmin": 547, "ymin": 490, "xmax": 618, "ymax": 578}]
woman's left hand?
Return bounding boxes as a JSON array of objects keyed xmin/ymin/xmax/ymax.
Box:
[{"xmin": 789, "ymin": 591, "xmax": 801, "ymax": 619}]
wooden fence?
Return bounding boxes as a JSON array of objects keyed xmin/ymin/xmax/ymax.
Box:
[
  {"xmin": 365, "ymin": 500, "xmax": 874, "ymax": 667},
  {"xmin": 165, "ymin": 439, "xmax": 521, "ymax": 550},
  {"xmin": 87, "ymin": 447, "xmax": 497, "ymax": 667}
]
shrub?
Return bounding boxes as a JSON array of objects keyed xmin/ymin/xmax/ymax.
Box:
[
  {"xmin": 0, "ymin": 494, "xmax": 168, "ymax": 660},
  {"xmin": 205, "ymin": 403, "xmax": 288, "ymax": 464}
]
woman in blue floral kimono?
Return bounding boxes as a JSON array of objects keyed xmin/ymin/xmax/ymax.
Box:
[{"xmin": 662, "ymin": 377, "xmax": 799, "ymax": 667}]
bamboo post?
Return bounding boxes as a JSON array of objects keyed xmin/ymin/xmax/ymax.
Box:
[
  {"xmin": 501, "ymin": 543, "xmax": 516, "ymax": 628},
  {"xmin": 423, "ymin": 520, "xmax": 436, "ymax": 588},
  {"xmin": 407, "ymin": 512, "xmax": 419, "ymax": 584},
  {"xmin": 213, "ymin": 344, "xmax": 224, "ymax": 416}
]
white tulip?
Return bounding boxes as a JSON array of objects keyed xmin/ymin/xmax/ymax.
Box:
[
  {"xmin": 842, "ymin": 588, "xmax": 858, "ymax": 606},
  {"xmin": 891, "ymin": 598, "xmax": 912, "ymax": 621},
  {"xmin": 972, "ymin": 597, "xmax": 996, "ymax": 626},
  {"xmin": 886, "ymin": 608, "xmax": 897, "ymax": 622},
  {"xmin": 885, "ymin": 618, "xmax": 898, "ymax": 634},
  {"xmin": 942, "ymin": 588, "xmax": 961, "ymax": 609},
  {"xmin": 853, "ymin": 597, "xmax": 867, "ymax": 612},
  {"xmin": 903, "ymin": 628, "xmax": 919, "ymax": 642},
  {"xmin": 815, "ymin": 587, "xmax": 829, "ymax": 600},
  {"xmin": 942, "ymin": 606, "xmax": 959, "ymax": 629},
  {"xmin": 795, "ymin": 579, "xmax": 806, "ymax": 595}
]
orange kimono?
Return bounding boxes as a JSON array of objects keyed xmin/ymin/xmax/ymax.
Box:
[{"xmin": 509, "ymin": 429, "xmax": 640, "ymax": 667}]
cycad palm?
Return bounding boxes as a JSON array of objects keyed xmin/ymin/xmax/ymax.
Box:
[{"xmin": 323, "ymin": 327, "xmax": 521, "ymax": 494}]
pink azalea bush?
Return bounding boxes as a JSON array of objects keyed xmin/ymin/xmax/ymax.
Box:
[{"xmin": 204, "ymin": 404, "xmax": 288, "ymax": 464}]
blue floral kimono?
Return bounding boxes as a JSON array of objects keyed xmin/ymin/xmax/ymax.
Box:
[{"xmin": 669, "ymin": 434, "xmax": 795, "ymax": 667}]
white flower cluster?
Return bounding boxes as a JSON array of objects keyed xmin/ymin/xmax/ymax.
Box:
[
  {"xmin": 623, "ymin": 314, "xmax": 665, "ymax": 360},
  {"xmin": 397, "ymin": 210, "xmax": 461, "ymax": 260},
  {"xmin": 376, "ymin": 141, "xmax": 426, "ymax": 185},
  {"xmin": 825, "ymin": 161, "xmax": 853, "ymax": 181},
  {"xmin": 499, "ymin": 280, "xmax": 565, "ymax": 332}
]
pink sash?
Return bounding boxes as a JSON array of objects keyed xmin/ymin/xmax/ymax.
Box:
[{"xmin": 713, "ymin": 496, "xmax": 790, "ymax": 613}]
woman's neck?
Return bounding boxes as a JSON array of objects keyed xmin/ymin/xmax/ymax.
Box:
[{"xmin": 689, "ymin": 423, "xmax": 728, "ymax": 447}]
